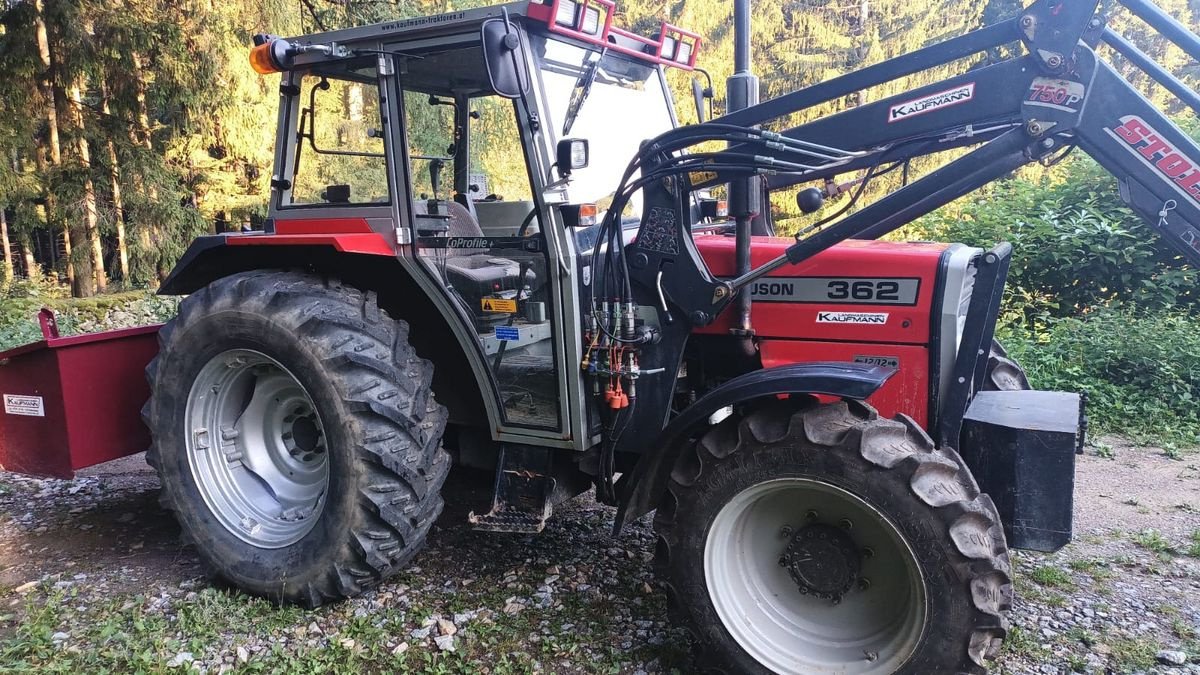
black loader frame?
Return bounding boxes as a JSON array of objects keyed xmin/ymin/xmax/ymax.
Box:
[{"xmin": 609, "ymin": 0, "xmax": 1200, "ymax": 527}]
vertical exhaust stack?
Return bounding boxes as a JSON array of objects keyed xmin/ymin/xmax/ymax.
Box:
[{"xmin": 728, "ymin": 0, "xmax": 760, "ymax": 349}]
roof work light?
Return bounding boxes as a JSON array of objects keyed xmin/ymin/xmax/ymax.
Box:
[{"xmin": 528, "ymin": 0, "xmax": 700, "ymax": 70}]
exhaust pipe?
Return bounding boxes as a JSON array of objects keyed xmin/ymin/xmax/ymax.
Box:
[{"xmin": 728, "ymin": 0, "xmax": 759, "ymax": 356}]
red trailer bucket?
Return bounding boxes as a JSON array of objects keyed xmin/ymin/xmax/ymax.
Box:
[{"xmin": 0, "ymin": 309, "xmax": 160, "ymax": 478}]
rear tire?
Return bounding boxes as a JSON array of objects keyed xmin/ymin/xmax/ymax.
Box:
[
  {"xmin": 144, "ymin": 271, "xmax": 449, "ymax": 606},
  {"xmin": 654, "ymin": 398, "xmax": 1011, "ymax": 674}
]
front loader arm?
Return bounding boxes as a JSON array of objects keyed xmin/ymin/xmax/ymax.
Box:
[{"xmin": 1075, "ymin": 54, "xmax": 1200, "ymax": 263}]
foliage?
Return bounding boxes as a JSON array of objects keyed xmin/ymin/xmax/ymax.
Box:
[
  {"xmin": 901, "ymin": 152, "xmax": 1200, "ymax": 317},
  {"xmin": 0, "ymin": 276, "xmax": 178, "ymax": 352},
  {"xmin": 997, "ymin": 306, "xmax": 1200, "ymax": 443}
]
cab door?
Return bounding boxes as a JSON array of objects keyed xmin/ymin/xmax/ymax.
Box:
[{"xmin": 382, "ymin": 37, "xmax": 581, "ymax": 446}]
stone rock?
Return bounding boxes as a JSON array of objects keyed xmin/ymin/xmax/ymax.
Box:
[
  {"xmin": 166, "ymin": 652, "xmax": 194, "ymax": 668},
  {"xmin": 434, "ymin": 635, "xmax": 456, "ymax": 652},
  {"xmin": 436, "ymin": 618, "xmax": 457, "ymax": 636},
  {"xmin": 1158, "ymin": 650, "xmax": 1189, "ymax": 666},
  {"xmin": 391, "ymin": 642, "xmax": 409, "ymax": 655},
  {"xmin": 236, "ymin": 646, "xmax": 249, "ymax": 664}
]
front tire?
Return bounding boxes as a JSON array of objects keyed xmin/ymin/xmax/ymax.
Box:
[
  {"xmin": 654, "ymin": 398, "xmax": 1012, "ymax": 674},
  {"xmin": 145, "ymin": 271, "xmax": 450, "ymax": 606}
]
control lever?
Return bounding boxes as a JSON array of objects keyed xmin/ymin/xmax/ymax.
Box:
[
  {"xmin": 429, "ymin": 158, "xmax": 445, "ymax": 198},
  {"xmin": 655, "ymin": 267, "xmax": 674, "ymax": 325}
]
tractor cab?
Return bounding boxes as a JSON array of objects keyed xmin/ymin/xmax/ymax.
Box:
[{"xmin": 244, "ymin": 2, "xmax": 698, "ymax": 437}]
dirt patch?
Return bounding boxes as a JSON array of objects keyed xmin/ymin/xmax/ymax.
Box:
[{"xmin": 1073, "ymin": 437, "xmax": 1200, "ymax": 539}]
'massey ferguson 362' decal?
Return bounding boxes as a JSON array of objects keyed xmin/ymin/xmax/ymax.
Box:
[
  {"xmin": 888, "ymin": 83, "xmax": 974, "ymax": 123},
  {"xmin": 1106, "ymin": 115, "xmax": 1200, "ymax": 205},
  {"xmin": 750, "ymin": 277, "xmax": 920, "ymax": 305}
]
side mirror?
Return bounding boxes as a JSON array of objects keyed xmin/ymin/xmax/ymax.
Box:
[
  {"xmin": 556, "ymin": 138, "xmax": 589, "ymax": 176},
  {"xmin": 481, "ymin": 18, "xmax": 530, "ymax": 99}
]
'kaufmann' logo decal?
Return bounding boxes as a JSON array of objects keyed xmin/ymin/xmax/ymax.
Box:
[
  {"xmin": 888, "ymin": 83, "xmax": 975, "ymax": 123},
  {"xmin": 1106, "ymin": 115, "xmax": 1200, "ymax": 205},
  {"xmin": 817, "ymin": 311, "xmax": 889, "ymax": 325},
  {"xmin": 3, "ymin": 394, "xmax": 44, "ymax": 417}
]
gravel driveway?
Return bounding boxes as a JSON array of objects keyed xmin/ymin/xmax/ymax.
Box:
[{"xmin": 1, "ymin": 438, "xmax": 1198, "ymax": 673}]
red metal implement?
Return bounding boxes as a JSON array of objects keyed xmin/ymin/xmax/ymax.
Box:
[{"xmin": 0, "ymin": 309, "xmax": 160, "ymax": 478}]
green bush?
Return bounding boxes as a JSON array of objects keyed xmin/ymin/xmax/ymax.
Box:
[{"xmin": 997, "ymin": 307, "xmax": 1200, "ymax": 443}]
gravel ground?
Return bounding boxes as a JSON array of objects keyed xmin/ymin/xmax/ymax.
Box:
[{"xmin": 1, "ymin": 437, "xmax": 1198, "ymax": 673}]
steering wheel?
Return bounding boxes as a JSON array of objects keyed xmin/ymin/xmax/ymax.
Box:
[{"xmin": 517, "ymin": 207, "xmax": 540, "ymax": 238}]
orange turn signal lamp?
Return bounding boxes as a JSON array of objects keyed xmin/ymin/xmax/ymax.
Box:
[{"xmin": 559, "ymin": 203, "xmax": 598, "ymax": 228}]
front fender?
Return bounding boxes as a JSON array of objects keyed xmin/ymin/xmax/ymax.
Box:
[{"xmin": 612, "ymin": 361, "xmax": 895, "ymax": 533}]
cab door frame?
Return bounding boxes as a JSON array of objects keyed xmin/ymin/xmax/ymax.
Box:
[{"xmin": 379, "ymin": 32, "xmax": 591, "ymax": 450}]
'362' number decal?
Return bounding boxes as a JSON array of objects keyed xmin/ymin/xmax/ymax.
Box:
[{"xmin": 827, "ymin": 280, "xmax": 901, "ymax": 302}]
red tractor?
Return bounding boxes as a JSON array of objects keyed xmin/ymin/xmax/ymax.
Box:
[{"xmin": 3, "ymin": 0, "xmax": 1199, "ymax": 672}]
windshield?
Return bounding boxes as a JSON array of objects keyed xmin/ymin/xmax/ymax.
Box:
[{"xmin": 533, "ymin": 36, "xmax": 675, "ymax": 221}]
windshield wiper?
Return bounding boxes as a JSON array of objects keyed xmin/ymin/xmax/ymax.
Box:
[{"xmin": 562, "ymin": 52, "xmax": 602, "ymax": 136}]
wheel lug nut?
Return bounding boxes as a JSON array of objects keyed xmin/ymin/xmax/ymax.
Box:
[
  {"xmin": 858, "ymin": 578, "xmax": 871, "ymax": 591},
  {"xmin": 861, "ymin": 546, "xmax": 874, "ymax": 558},
  {"xmin": 780, "ymin": 525, "xmax": 793, "ymax": 538},
  {"xmin": 804, "ymin": 510, "xmax": 819, "ymax": 521},
  {"xmin": 839, "ymin": 518, "xmax": 853, "ymax": 530}
]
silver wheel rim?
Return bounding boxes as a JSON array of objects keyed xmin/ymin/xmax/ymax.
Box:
[
  {"xmin": 704, "ymin": 478, "xmax": 927, "ymax": 674},
  {"xmin": 185, "ymin": 349, "xmax": 329, "ymax": 548}
]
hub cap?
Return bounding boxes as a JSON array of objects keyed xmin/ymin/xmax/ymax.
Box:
[
  {"xmin": 185, "ymin": 349, "xmax": 329, "ymax": 548},
  {"xmin": 704, "ymin": 478, "xmax": 927, "ymax": 674}
]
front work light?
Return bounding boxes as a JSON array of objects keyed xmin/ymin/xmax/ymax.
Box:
[
  {"xmin": 557, "ymin": 138, "xmax": 590, "ymax": 175},
  {"xmin": 249, "ymin": 34, "xmax": 294, "ymax": 74}
]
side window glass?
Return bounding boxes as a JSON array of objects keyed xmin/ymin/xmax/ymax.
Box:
[
  {"xmin": 286, "ymin": 63, "xmax": 388, "ymax": 206},
  {"xmin": 469, "ymin": 98, "xmax": 532, "ymax": 206},
  {"xmin": 401, "ymin": 73, "xmax": 559, "ymax": 430},
  {"xmin": 403, "ymin": 93, "xmax": 455, "ymax": 201}
]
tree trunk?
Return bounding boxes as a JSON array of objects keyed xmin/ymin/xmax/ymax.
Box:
[
  {"xmin": 19, "ymin": 232, "xmax": 37, "ymax": 279},
  {"xmin": 0, "ymin": 208, "xmax": 12, "ymax": 283},
  {"xmin": 129, "ymin": 51, "xmax": 163, "ymax": 286},
  {"xmin": 33, "ymin": 0, "xmax": 72, "ymax": 290},
  {"xmin": 70, "ymin": 84, "xmax": 106, "ymax": 294},
  {"xmin": 100, "ymin": 81, "xmax": 129, "ymax": 282}
]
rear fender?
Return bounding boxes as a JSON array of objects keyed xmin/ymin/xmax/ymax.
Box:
[
  {"xmin": 159, "ymin": 235, "xmax": 489, "ymax": 427},
  {"xmin": 612, "ymin": 362, "xmax": 895, "ymax": 533}
]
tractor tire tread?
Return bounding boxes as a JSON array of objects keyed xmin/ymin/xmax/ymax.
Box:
[
  {"xmin": 144, "ymin": 270, "xmax": 449, "ymax": 607},
  {"xmin": 653, "ymin": 397, "xmax": 1012, "ymax": 674}
]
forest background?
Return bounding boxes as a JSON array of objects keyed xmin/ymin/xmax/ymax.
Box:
[{"xmin": 0, "ymin": 0, "xmax": 1198, "ymax": 442}]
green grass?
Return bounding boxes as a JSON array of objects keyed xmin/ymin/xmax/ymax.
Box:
[
  {"xmin": 1066, "ymin": 558, "xmax": 1114, "ymax": 582},
  {"xmin": 0, "ymin": 562, "xmax": 691, "ymax": 674},
  {"xmin": 1000, "ymin": 625, "xmax": 1049, "ymax": 660},
  {"xmin": 1132, "ymin": 529, "xmax": 1175, "ymax": 555},
  {"xmin": 1188, "ymin": 529, "xmax": 1200, "ymax": 557},
  {"xmin": 1029, "ymin": 565, "xmax": 1073, "ymax": 589},
  {"xmin": 1104, "ymin": 635, "xmax": 1162, "ymax": 671}
]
